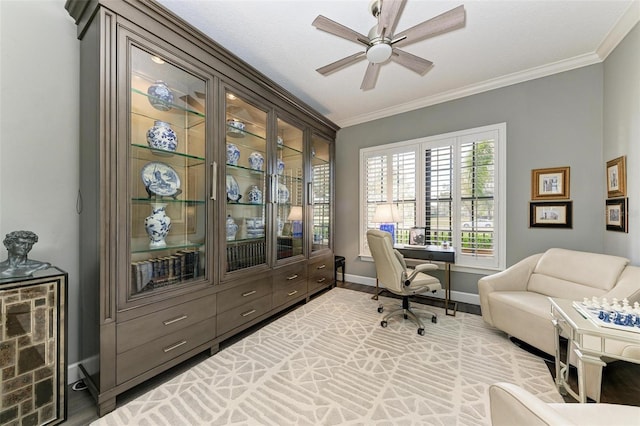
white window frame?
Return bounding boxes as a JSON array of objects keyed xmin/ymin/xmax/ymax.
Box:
[{"xmin": 359, "ymin": 123, "xmax": 506, "ymax": 272}]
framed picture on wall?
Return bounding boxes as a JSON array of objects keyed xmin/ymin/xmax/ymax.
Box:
[
  {"xmin": 529, "ymin": 201, "xmax": 573, "ymax": 228},
  {"xmin": 606, "ymin": 156, "xmax": 626, "ymax": 198},
  {"xmin": 606, "ymin": 198, "xmax": 627, "ymax": 232},
  {"xmin": 531, "ymin": 167, "xmax": 570, "ymax": 200}
]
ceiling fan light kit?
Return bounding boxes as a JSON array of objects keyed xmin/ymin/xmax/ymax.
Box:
[{"xmin": 312, "ymin": 0, "xmax": 466, "ymax": 90}]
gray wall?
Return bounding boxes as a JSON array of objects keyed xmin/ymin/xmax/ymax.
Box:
[
  {"xmin": 336, "ymin": 65, "xmax": 606, "ymax": 295},
  {"xmin": 603, "ymin": 23, "xmax": 640, "ymax": 259},
  {"xmin": 0, "ymin": 1, "xmax": 80, "ymax": 370}
]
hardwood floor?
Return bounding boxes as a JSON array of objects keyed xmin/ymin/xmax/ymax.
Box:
[{"xmin": 65, "ymin": 281, "xmax": 639, "ymax": 424}]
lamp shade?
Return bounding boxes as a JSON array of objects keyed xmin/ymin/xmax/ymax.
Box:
[
  {"xmin": 372, "ymin": 203, "xmax": 400, "ymax": 223},
  {"xmin": 287, "ymin": 206, "xmax": 303, "ymax": 221}
]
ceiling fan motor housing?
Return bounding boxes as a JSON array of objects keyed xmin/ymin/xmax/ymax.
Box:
[{"xmin": 367, "ymin": 25, "xmax": 393, "ymax": 63}]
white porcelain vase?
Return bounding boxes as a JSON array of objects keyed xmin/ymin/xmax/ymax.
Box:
[{"xmin": 144, "ymin": 202, "xmax": 171, "ymax": 248}]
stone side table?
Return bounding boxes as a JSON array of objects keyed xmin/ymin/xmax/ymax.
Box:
[{"xmin": 0, "ymin": 267, "xmax": 67, "ymax": 425}]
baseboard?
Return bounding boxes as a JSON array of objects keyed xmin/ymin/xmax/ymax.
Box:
[{"xmin": 343, "ymin": 273, "xmax": 481, "ymax": 306}]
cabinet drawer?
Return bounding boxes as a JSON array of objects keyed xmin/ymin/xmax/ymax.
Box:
[
  {"xmin": 116, "ymin": 317, "xmax": 216, "ymax": 385},
  {"xmin": 117, "ymin": 294, "xmax": 216, "ymax": 354},
  {"xmin": 308, "ymin": 256, "xmax": 334, "ymax": 292},
  {"xmin": 273, "ymin": 263, "xmax": 307, "ymax": 307},
  {"xmin": 217, "ymin": 279, "xmax": 271, "ymax": 314},
  {"xmin": 217, "ymin": 294, "xmax": 272, "ymax": 336}
]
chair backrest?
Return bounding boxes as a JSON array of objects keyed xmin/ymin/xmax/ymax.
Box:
[{"xmin": 367, "ymin": 229, "xmax": 405, "ymax": 292}]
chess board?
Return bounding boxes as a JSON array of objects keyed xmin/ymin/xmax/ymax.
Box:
[{"xmin": 572, "ymin": 301, "xmax": 640, "ymax": 334}]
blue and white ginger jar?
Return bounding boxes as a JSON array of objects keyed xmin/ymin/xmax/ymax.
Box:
[
  {"xmin": 277, "ymin": 159, "xmax": 285, "ymax": 175},
  {"xmin": 226, "ymin": 215, "xmax": 238, "ymax": 241},
  {"xmin": 147, "ymin": 121, "xmax": 178, "ymax": 152},
  {"xmin": 144, "ymin": 203, "xmax": 171, "ymax": 248},
  {"xmin": 248, "ymin": 152, "xmax": 264, "ymax": 171},
  {"xmin": 226, "ymin": 143, "xmax": 240, "ymax": 166},
  {"xmin": 277, "ymin": 183, "xmax": 290, "ymax": 204},
  {"xmin": 147, "ymin": 80, "xmax": 174, "ymax": 111},
  {"xmin": 247, "ymin": 185, "xmax": 263, "ymax": 204}
]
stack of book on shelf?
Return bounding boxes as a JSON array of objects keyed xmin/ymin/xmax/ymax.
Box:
[
  {"xmin": 226, "ymin": 240, "xmax": 266, "ymax": 272},
  {"xmin": 131, "ymin": 249, "xmax": 200, "ymax": 292}
]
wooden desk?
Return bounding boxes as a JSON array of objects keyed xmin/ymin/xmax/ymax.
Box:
[{"xmin": 374, "ymin": 245, "xmax": 457, "ymax": 316}]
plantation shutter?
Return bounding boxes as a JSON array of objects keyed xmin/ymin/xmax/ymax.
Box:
[{"xmin": 425, "ymin": 146, "xmax": 453, "ymax": 245}]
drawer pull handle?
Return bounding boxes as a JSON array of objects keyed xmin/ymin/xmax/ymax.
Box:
[
  {"xmin": 242, "ymin": 290, "xmax": 257, "ymax": 297},
  {"xmin": 287, "ymin": 290, "xmax": 298, "ymax": 296},
  {"xmin": 317, "ymin": 277, "xmax": 326, "ymax": 283},
  {"xmin": 163, "ymin": 315, "xmax": 188, "ymax": 326},
  {"xmin": 163, "ymin": 340, "xmax": 187, "ymax": 353},
  {"xmin": 317, "ymin": 264, "xmax": 326, "ymax": 269},
  {"xmin": 287, "ymin": 274, "xmax": 298, "ymax": 280},
  {"xmin": 241, "ymin": 309, "xmax": 256, "ymax": 317}
]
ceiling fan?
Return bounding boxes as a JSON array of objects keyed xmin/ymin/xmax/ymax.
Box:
[{"xmin": 312, "ymin": 0, "xmax": 466, "ymax": 90}]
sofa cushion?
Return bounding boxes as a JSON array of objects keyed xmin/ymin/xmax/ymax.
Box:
[
  {"xmin": 488, "ymin": 291, "xmax": 557, "ymax": 355},
  {"xmin": 528, "ymin": 248, "xmax": 629, "ymax": 296}
]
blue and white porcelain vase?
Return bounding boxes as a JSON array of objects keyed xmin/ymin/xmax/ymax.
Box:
[
  {"xmin": 277, "ymin": 159, "xmax": 285, "ymax": 175},
  {"xmin": 147, "ymin": 80, "xmax": 174, "ymax": 111},
  {"xmin": 226, "ymin": 175, "xmax": 241, "ymax": 202},
  {"xmin": 277, "ymin": 183, "xmax": 290, "ymax": 203},
  {"xmin": 247, "ymin": 185, "xmax": 263, "ymax": 204},
  {"xmin": 226, "ymin": 215, "xmax": 238, "ymax": 241},
  {"xmin": 226, "ymin": 143, "xmax": 240, "ymax": 165},
  {"xmin": 146, "ymin": 120, "xmax": 178, "ymax": 152},
  {"xmin": 144, "ymin": 202, "xmax": 171, "ymax": 249},
  {"xmin": 248, "ymin": 152, "xmax": 264, "ymax": 171}
]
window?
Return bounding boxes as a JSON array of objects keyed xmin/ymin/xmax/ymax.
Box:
[{"xmin": 360, "ymin": 123, "xmax": 506, "ymax": 271}]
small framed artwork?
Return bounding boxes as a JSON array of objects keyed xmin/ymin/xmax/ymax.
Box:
[
  {"xmin": 606, "ymin": 198, "xmax": 627, "ymax": 232},
  {"xmin": 606, "ymin": 156, "xmax": 626, "ymax": 198},
  {"xmin": 529, "ymin": 201, "xmax": 573, "ymax": 228},
  {"xmin": 531, "ymin": 167, "xmax": 570, "ymax": 200},
  {"xmin": 409, "ymin": 227, "xmax": 426, "ymax": 245}
]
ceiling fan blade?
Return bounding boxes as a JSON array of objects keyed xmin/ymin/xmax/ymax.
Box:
[
  {"xmin": 312, "ymin": 15, "xmax": 370, "ymax": 46},
  {"xmin": 393, "ymin": 5, "xmax": 465, "ymax": 48},
  {"xmin": 391, "ymin": 48, "xmax": 433, "ymax": 75},
  {"xmin": 360, "ymin": 63, "xmax": 381, "ymax": 90},
  {"xmin": 316, "ymin": 51, "xmax": 367, "ymax": 75},
  {"xmin": 377, "ymin": 0, "xmax": 406, "ymax": 38}
]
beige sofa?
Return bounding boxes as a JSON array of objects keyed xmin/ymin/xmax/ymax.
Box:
[
  {"xmin": 479, "ymin": 248, "xmax": 640, "ymax": 399},
  {"xmin": 489, "ymin": 382, "xmax": 640, "ymax": 426}
]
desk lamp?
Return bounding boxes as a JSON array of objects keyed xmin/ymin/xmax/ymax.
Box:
[
  {"xmin": 373, "ymin": 203, "xmax": 400, "ymax": 244},
  {"xmin": 287, "ymin": 206, "xmax": 303, "ymax": 238}
]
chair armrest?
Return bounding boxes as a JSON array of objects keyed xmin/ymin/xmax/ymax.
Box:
[
  {"xmin": 489, "ymin": 383, "xmax": 576, "ymax": 426},
  {"xmin": 601, "ymin": 265, "xmax": 640, "ymax": 304},
  {"xmin": 413, "ymin": 263, "xmax": 438, "ymax": 273}
]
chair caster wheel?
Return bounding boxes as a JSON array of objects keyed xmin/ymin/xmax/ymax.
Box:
[
  {"xmin": 417, "ymin": 328, "xmax": 425, "ymax": 336},
  {"xmin": 431, "ymin": 316, "xmax": 437, "ymax": 324},
  {"xmin": 381, "ymin": 320, "xmax": 388, "ymax": 328},
  {"xmin": 377, "ymin": 305, "xmax": 383, "ymax": 313}
]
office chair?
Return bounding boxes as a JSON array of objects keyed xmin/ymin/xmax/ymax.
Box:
[{"xmin": 366, "ymin": 229, "xmax": 442, "ymax": 335}]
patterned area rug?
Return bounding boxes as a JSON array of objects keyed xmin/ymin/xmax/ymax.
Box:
[{"xmin": 93, "ymin": 287, "xmax": 562, "ymax": 425}]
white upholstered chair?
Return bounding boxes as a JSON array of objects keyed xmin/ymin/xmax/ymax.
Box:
[
  {"xmin": 366, "ymin": 229, "xmax": 442, "ymax": 335},
  {"xmin": 489, "ymin": 382, "xmax": 640, "ymax": 426}
]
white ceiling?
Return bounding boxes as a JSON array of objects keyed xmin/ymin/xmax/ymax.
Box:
[{"xmin": 156, "ymin": 0, "xmax": 639, "ymax": 128}]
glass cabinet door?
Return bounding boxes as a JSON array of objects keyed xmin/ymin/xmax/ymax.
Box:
[
  {"xmin": 310, "ymin": 134, "xmax": 332, "ymax": 253},
  {"xmin": 276, "ymin": 118, "xmax": 305, "ymax": 261},
  {"xmin": 224, "ymin": 90, "xmax": 268, "ymax": 272},
  {"xmin": 129, "ymin": 45, "xmax": 208, "ymax": 297}
]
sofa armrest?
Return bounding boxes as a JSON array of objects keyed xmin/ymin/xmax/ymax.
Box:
[
  {"xmin": 478, "ymin": 253, "xmax": 542, "ymax": 325},
  {"xmin": 489, "ymin": 382, "xmax": 576, "ymax": 426}
]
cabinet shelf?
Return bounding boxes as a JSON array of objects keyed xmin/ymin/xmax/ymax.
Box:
[
  {"xmin": 131, "ymin": 241, "xmax": 203, "ymax": 254},
  {"xmin": 132, "ymin": 197, "xmax": 205, "ymax": 205},
  {"xmin": 132, "ymin": 144, "xmax": 206, "ymax": 166},
  {"xmin": 132, "ymin": 88, "xmax": 205, "ymax": 118},
  {"xmin": 226, "ymin": 163, "xmax": 266, "ymax": 175}
]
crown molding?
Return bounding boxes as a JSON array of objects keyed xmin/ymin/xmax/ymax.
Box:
[
  {"xmin": 596, "ymin": 0, "xmax": 640, "ymax": 60},
  {"xmin": 337, "ymin": 2, "xmax": 640, "ymax": 129}
]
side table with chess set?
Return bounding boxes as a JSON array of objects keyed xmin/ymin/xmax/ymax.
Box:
[{"xmin": 550, "ymin": 297, "xmax": 640, "ymax": 403}]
